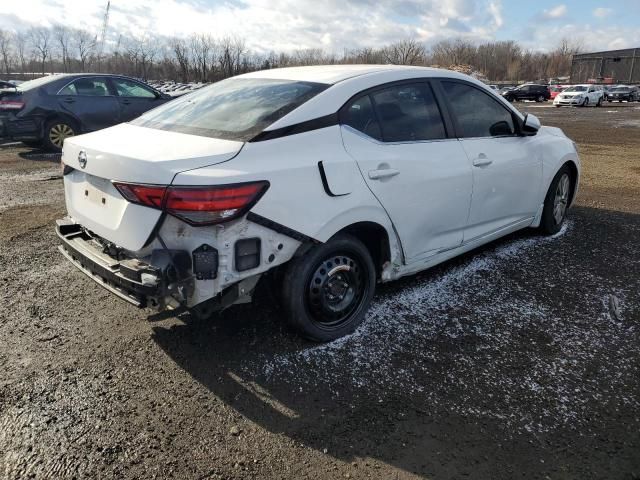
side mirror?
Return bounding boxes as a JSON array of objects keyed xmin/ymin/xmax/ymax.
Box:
[{"xmin": 522, "ymin": 113, "xmax": 541, "ymax": 136}]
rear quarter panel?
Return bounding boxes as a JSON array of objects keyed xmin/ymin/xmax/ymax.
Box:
[{"xmin": 172, "ymin": 126, "xmax": 403, "ymax": 262}]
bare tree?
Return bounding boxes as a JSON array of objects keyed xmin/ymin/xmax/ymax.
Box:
[
  {"xmin": 171, "ymin": 37, "xmax": 190, "ymax": 82},
  {"xmin": 0, "ymin": 29, "xmax": 13, "ymax": 75},
  {"xmin": 74, "ymin": 29, "xmax": 95, "ymax": 72},
  {"xmin": 53, "ymin": 25, "xmax": 72, "ymax": 72},
  {"xmin": 382, "ymin": 39, "xmax": 426, "ymax": 65},
  {"xmin": 15, "ymin": 31, "xmax": 28, "ymax": 75},
  {"xmin": 29, "ymin": 27, "xmax": 51, "ymax": 75}
]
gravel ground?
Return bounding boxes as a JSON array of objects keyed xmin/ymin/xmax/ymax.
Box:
[{"xmin": 1, "ymin": 103, "xmax": 639, "ymax": 480}]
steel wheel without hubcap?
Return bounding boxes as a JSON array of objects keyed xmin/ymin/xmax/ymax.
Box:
[
  {"xmin": 48, "ymin": 123, "xmax": 74, "ymax": 149},
  {"xmin": 553, "ymin": 173, "xmax": 570, "ymax": 225},
  {"xmin": 306, "ymin": 254, "xmax": 367, "ymax": 329}
]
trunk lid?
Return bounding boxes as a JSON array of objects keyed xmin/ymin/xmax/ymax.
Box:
[
  {"xmin": 62, "ymin": 123, "xmax": 244, "ymax": 251},
  {"xmin": 62, "ymin": 123, "xmax": 243, "ymax": 184}
]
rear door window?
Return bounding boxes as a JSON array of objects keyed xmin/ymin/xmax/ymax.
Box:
[
  {"xmin": 371, "ymin": 83, "xmax": 446, "ymax": 142},
  {"xmin": 442, "ymin": 81, "xmax": 515, "ymax": 138},
  {"xmin": 113, "ymin": 78, "xmax": 157, "ymax": 98},
  {"xmin": 341, "ymin": 95, "xmax": 382, "ymax": 140}
]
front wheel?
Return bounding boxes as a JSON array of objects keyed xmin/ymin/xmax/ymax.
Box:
[
  {"xmin": 581, "ymin": 98, "xmax": 589, "ymax": 107},
  {"xmin": 540, "ymin": 166, "xmax": 573, "ymax": 235},
  {"xmin": 281, "ymin": 234, "xmax": 376, "ymax": 342}
]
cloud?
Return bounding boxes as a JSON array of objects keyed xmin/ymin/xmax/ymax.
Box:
[
  {"xmin": 593, "ymin": 7, "xmax": 613, "ymax": 18},
  {"xmin": 541, "ymin": 4, "xmax": 568, "ymax": 20},
  {"xmin": 0, "ymin": 0, "xmax": 505, "ymax": 53}
]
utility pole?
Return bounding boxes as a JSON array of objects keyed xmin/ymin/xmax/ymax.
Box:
[{"xmin": 96, "ymin": 1, "xmax": 110, "ymax": 71}]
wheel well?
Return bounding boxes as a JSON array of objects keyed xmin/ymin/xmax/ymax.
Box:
[
  {"xmin": 335, "ymin": 222, "xmax": 391, "ymax": 278},
  {"xmin": 563, "ymin": 160, "xmax": 578, "ymax": 206}
]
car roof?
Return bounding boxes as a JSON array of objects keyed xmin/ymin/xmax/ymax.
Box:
[{"xmin": 238, "ymin": 64, "xmax": 454, "ymax": 85}]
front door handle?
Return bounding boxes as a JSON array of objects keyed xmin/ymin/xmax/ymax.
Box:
[
  {"xmin": 472, "ymin": 154, "xmax": 492, "ymax": 168},
  {"xmin": 63, "ymin": 97, "xmax": 75, "ymax": 104},
  {"xmin": 368, "ymin": 168, "xmax": 400, "ymax": 180}
]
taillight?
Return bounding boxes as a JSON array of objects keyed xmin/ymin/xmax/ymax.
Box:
[
  {"xmin": 113, "ymin": 183, "xmax": 166, "ymax": 208},
  {"xmin": 113, "ymin": 181, "xmax": 269, "ymax": 226},
  {"xmin": 0, "ymin": 100, "xmax": 25, "ymax": 110}
]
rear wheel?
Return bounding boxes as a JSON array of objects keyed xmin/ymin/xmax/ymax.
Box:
[
  {"xmin": 596, "ymin": 97, "xmax": 603, "ymax": 107},
  {"xmin": 43, "ymin": 119, "xmax": 76, "ymax": 152},
  {"xmin": 281, "ymin": 234, "xmax": 375, "ymax": 342},
  {"xmin": 536, "ymin": 95, "xmax": 545, "ymax": 102},
  {"xmin": 540, "ymin": 166, "xmax": 573, "ymax": 235}
]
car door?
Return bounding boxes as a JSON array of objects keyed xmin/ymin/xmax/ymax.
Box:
[
  {"xmin": 438, "ymin": 80, "xmax": 542, "ymax": 242},
  {"xmin": 110, "ymin": 77, "xmax": 165, "ymax": 122},
  {"xmin": 57, "ymin": 77, "xmax": 121, "ymax": 132},
  {"xmin": 587, "ymin": 86, "xmax": 598, "ymax": 104},
  {"xmin": 340, "ymin": 81, "xmax": 473, "ymax": 261}
]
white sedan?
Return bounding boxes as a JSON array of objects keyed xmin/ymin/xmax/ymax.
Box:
[
  {"xmin": 57, "ymin": 65, "xmax": 580, "ymax": 341},
  {"xmin": 554, "ymin": 84, "xmax": 604, "ymax": 107}
]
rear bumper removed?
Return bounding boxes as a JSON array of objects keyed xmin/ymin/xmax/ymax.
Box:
[{"xmin": 56, "ymin": 218, "xmax": 162, "ymax": 307}]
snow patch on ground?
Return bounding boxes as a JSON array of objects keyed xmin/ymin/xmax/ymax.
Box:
[{"xmin": 244, "ymin": 220, "xmax": 640, "ymax": 433}]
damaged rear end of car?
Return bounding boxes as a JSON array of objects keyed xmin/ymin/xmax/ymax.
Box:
[{"xmin": 56, "ymin": 76, "xmax": 327, "ymax": 316}]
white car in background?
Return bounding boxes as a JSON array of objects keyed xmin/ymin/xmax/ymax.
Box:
[
  {"xmin": 57, "ymin": 65, "xmax": 580, "ymax": 341},
  {"xmin": 554, "ymin": 84, "xmax": 604, "ymax": 107}
]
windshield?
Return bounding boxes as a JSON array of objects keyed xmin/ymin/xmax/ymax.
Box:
[
  {"xmin": 611, "ymin": 87, "xmax": 631, "ymax": 92},
  {"xmin": 17, "ymin": 75, "xmax": 65, "ymax": 92},
  {"xmin": 564, "ymin": 86, "xmax": 588, "ymax": 92},
  {"xmin": 131, "ymin": 78, "xmax": 329, "ymax": 141}
]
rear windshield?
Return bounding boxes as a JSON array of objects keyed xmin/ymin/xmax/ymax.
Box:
[
  {"xmin": 16, "ymin": 75, "xmax": 65, "ymax": 92},
  {"xmin": 131, "ymin": 78, "xmax": 329, "ymax": 141}
]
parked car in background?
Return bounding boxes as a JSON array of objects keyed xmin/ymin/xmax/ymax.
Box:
[
  {"xmin": 0, "ymin": 74, "xmax": 169, "ymax": 151},
  {"xmin": 607, "ymin": 85, "xmax": 638, "ymax": 102},
  {"xmin": 553, "ymin": 84, "xmax": 604, "ymax": 107},
  {"xmin": 549, "ymin": 85, "xmax": 565, "ymax": 99},
  {"xmin": 0, "ymin": 80, "xmax": 17, "ymax": 90},
  {"xmin": 498, "ymin": 86, "xmax": 515, "ymax": 95},
  {"xmin": 502, "ymin": 84, "xmax": 550, "ymax": 102},
  {"xmin": 56, "ymin": 65, "xmax": 580, "ymax": 341}
]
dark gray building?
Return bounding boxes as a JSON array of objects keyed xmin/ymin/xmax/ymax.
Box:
[{"xmin": 570, "ymin": 48, "xmax": 640, "ymax": 83}]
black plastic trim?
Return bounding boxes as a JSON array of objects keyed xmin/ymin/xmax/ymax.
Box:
[
  {"xmin": 317, "ymin": 161, "xmax": 348, "ymax": 197},
  {"xmin": 249, "ymin": 113, "xmax": 339, "ymax": 142},
  {"xmin": 246, "ymin": 212, "xmax": 319, "ymax": 244}
]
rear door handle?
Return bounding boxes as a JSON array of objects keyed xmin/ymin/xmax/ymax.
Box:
[
  {"xmin": 472, "ymin": 154, "xmax": 492, "ymax": 168},
  {"xmin": 63, "ymin": 98, "xmax": 75, "ymax": 104},
  {"xmin": 121, "ymin": 99, "xmax": 131, "ymax": 105},
  {"xmin": 368, "ymin": 168, "xmax": 400, "ymax": 180}
]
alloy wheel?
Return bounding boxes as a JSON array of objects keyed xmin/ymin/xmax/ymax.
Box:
[
  {"xmin": 49, "ymin": 123, "xmax": 75, "ymax": 148},
  {"xmin": 553, "ymin": 173, "xmax": 570, "ymax": 225}
]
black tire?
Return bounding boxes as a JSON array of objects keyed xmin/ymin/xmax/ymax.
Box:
[
  {"xmin": 540, "ymin": 165, "xmax": 573, "ymax": 235},
  {"xmin": 43, "ymin": 118, "xmax": 76, "ymax": 152},
  {"xmin": 281, "ymin": 234, "xmax": 376, "ymax": 342},
  {"xmin": 581, "ymin": 97, "xmax": 589, "ymax": 107},
  {"xmin": 596, "ymin": 97, "xmax": 602, "ymax": 107}
]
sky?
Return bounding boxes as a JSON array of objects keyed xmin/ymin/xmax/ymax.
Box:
[{"xmin": 1, "ymin": 0, "xmax": 639, "ymax": 54}]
